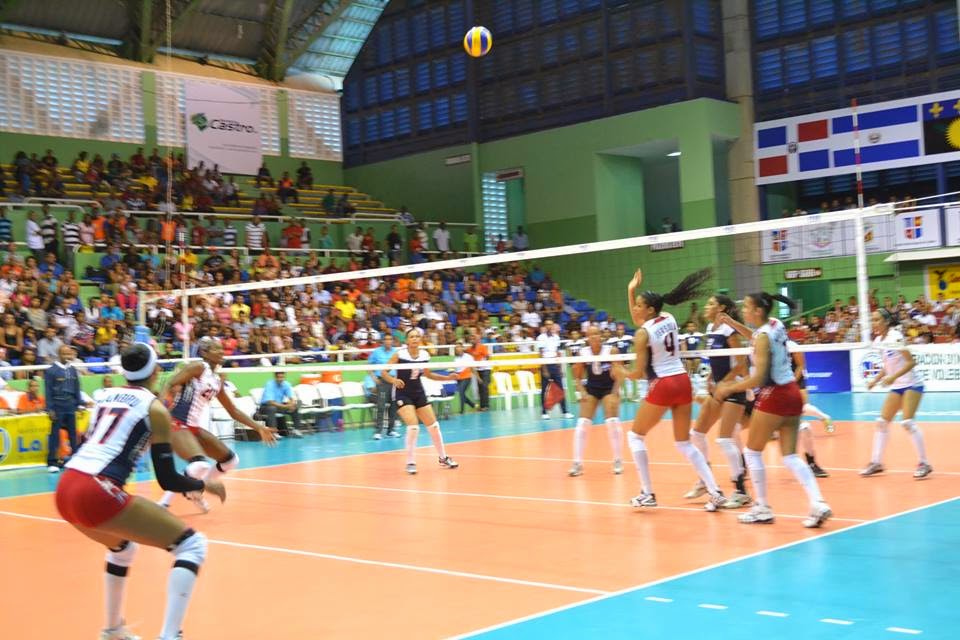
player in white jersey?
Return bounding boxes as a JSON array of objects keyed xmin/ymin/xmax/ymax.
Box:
[
  {"xmin": 861, "ymin": 309, "xmax": 932, "ymax": 479},
  {"xmin": 55, "ymin": 344, "xmax": 226, "ymax": 640},
  {"xmin": 715, "ymin": 292, "xmax": 831, "ymax": 528},
  {"xmin": 623, "ymin": 268, "xmax": 726, "ymax": 512},
  {"xmin": 158, "ymin": 337, "xmax": 275, "ymax": 511},
  {"xmin": 786, "ymin": 340, "xmax": 831, "ymax": 479},
  {"xmin": 568, "ymin": 326, "xmax": 626, "ymax": 477}
]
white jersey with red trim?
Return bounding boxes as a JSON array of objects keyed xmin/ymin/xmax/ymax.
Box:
[
  {"xmin": 752, "ymin": 318, "xmax": 793, "ymax": 386},
  {"xmin": 65, "ymin": 386, "xmax": 155, "ymax": 484},
  {"xmin": 875, "ymin": 327, "xmax": 921, "ymax": 389},
  {"xmin": 170, "ymin": 361, "xmax": 223, "ymax": 427},
  {"xmin": 642, "ymin": 312, "xmax": 685, "ymax": 379}
]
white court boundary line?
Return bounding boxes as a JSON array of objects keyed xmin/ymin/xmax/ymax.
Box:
[
  {"xmin": 446, "ymin": 495, "xmax": 960, "ymax": 639},
  {"xmin": 0, "ymin": 509, "xmax": 607, "ymax": 596},
  {"xmin": 226, "ymin": 475, "xmax": 867, "ymax": 524}
]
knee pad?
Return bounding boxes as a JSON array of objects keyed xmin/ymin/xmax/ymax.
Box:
[
  {"xmin": 627, "ymin": 431, "xmax": 646, "ymax": 453},
  {"xmin": 901, "ymin": 419, "xmax": 917, "ymax": 433},
  {"xmin": 216, "ymin": 451, "xmax": 239, "ymax": 473},
  {"xmin": 604, "ymin": 418, "xmax": 620, "ymax": 430},
  {"xmin": 407, "ymin": 425, "xmax": 420, "ymax": 436},
  {"xmin": 168, "ymin": 529, "xmax": 208, "ymax": 574},
  {"xmin": 106, "ymin": 540, "xmax": 139, "ymax": 576},
  {"xmin": 186, "ymin": 457, "xmax": 210, "ymax": 479},
  {"xmin": 799, "ymin": 421, "xmax": 811, "ymax": 432},
  {"xmin": 577, "ymin": 417, "xmax": 591, "ymax": 430},
  {"xmin": 743, "ymin": 448, "xmax": 764, "ymax": 471},
  {"xmin": 876, "ymin": 419, "xmax": 890, "ymax": 433},
  {"xmin": 690, "ymin": 429, "xmax": 707, "ymax": 444}
]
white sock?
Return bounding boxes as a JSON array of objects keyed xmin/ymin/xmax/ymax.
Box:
[
  {"xmin": 426, "ymin": 422, "xmax": 446, "ymax": 459},
  {"xmin": 716, "ymin": 437, "xmax": 743, "ymax": 481},
  {"xmin": 203, "ymin": 451, "xmax": 238, "ymax": 482},
  {"xmin": 405, "ymin": 425, "xmax": 419, "ymax": 464},
  {"xmin": 902, "ymin": 420, "xmax": 928, "ymax": 464},
  {"xmin": 627, "ymin": 431, "xmax": 653, "ymax": 494},
  {"xmin": 871, "ymin": 419, "xmax": 890, "ymax": 464},
  {"xmin": 104, "ymin": 541, "xmax": 137, "ymax": 630},
  {"xmin": 676, "ymin": 440, "xmax": 720, "ymax": 495},
  {"xmin": 802, "ymin": 403, "xmax": 830, "ymax": 422},
  {"xmin": 782, "ymin": 453, "xmax": 824, "ymax": 507},
  {"xmin": 743, "ymin": 448, "xmax": 768, "ymax": 507},
  {"xmin": 798, "ymin": 422, "xmax": 814, "ymax": 457},
  {"xmin": 573, "ymin": 418, "xmax": 589, "ymax": 463},
  {"xmin": 605, "ymin": 418, "xmax": 622, "ymax": 461},
  {"xmin": 733, "ymin": 424, "xmax": 744, "ymax": 451},
  {"xmin": 160, "ymin": 567, "xmax": 197, "ymax": 640},
  {"xmin": 160, "ymin": 459, "xmax": 211, "ymax": 506},
  {"xmin": 690, "ymin": 429, "xmax": 709, "ymax": 460}
]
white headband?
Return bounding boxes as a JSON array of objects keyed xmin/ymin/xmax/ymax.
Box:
[{"xmin": 123, "ymin": 344, "xmax": 158, "ymax": 381}]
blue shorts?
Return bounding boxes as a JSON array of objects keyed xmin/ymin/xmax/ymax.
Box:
[{"xmin": 890, "ymin": 385, "xmax": 924, "ymax": 395}]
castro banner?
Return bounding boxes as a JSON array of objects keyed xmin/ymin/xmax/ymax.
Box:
[
  {"xmin": 185, "ymin": 81, "xmax": 261, "ymax": 175},
  {"xmin": 849, "ymin": 345, "xmax": 960, "ymax": 392}
]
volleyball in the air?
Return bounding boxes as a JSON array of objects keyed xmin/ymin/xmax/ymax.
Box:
[{"xmin": 464, "ymin": 26, "xmax": 492, "ymax": 58}]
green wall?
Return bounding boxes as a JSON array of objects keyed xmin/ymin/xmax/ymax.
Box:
[{"xmin": 595, "ymin": 155, "xmax": 645, "ymax": 241}]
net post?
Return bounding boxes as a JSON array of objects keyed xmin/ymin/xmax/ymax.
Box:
[{"xmin": 851, "ymin": 98, "xmax": 873, "ymax": 344}]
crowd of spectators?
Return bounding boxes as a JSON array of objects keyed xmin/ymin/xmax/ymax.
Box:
[{"xmin": 782, "ymin": 194, "xmax": 920, "ymax": 217}]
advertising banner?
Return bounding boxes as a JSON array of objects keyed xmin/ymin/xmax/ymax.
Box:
[
  {"xmin": 185, "ymin": 81, "xmax": 262, "ymax": 175},
  {"xmin": 850, "ymin": 345, "xmax": 960, "ymax": 392}
]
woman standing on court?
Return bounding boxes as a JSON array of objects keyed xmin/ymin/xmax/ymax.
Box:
[
  {"xmin": 624, "ymin": 268, "xmax": 727, "ymax": 512},
  {"xmin": 55, "ymin": 343, "xmax": 226, "ymax": 640},
  {"xmin": 861, "ymin": 309, "xmax": 932, "ymax": 479},
  {"xmin": 380, "ymin": 328, "xmax": 460, "ymax": 475},
  {"xmin": 714, "ymin": 293, "xmax": 832, "ymax": 528}
]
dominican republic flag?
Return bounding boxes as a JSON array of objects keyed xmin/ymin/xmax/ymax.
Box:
[{"xmin": 755, "ymin": 104, "xmax": 922, "ymax": 184}]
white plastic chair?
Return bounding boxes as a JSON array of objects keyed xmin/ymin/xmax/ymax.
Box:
[
  {"xmin": 338, "ymin": 381, "xmax": 375, "ymax": 426},
  {"xmin": 491, "ymin": 372, "xmax": 515, "ymax": 411},
  {"xmin": 0, "ymin": 390, "xmax": 23, "ymax": 414},
  {"xmin": 208, "ymin": 399, "xmax": 235, "ymax": 441},
  {"xmin": 421, "ymin": 377, "xmax": 454, "ymax": 419},
  {"xmin": 248, "ymin": 387, "xmax": 264, "ymax": 405},
  {"xmin": 514, "ymin": 370, "xmax": 539, "ymax": 408}
]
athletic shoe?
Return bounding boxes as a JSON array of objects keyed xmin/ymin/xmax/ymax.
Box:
[
  {"xmin": 562, "ymin": 412, "xmax": 575, "ymax": 419},
  {"xmin": 860, "ymin": 462, "xmax": 885, "ymax": 477},
  {"xmin": 913, "ymin": 462, "xmax": 933, "ymax": 480},
  {"xmin": 372, "ymin": 432, "xmax": 383, "ymax": 440},
  {"xmin": 568, "ymin": 462, "xmax": 583, "ymax": 477},
  {"xmin": 683, "ymin": 480, "xmax": 707, "ymax": 499},
  {"xmin": 47, "ymin": 465, "xmax": 60, "ymax": 473},
  {"xmin": 739, "ymin": 504, "xmax": 775, "ymax": 524},
  {"xmin": 629, "ymin": 492, "xmax": 657, "ymax": 508},
  {"xmin": 704, "ymin": 492, "xmax": 726, "ymax": 512},
  {"xmin": 824, "ymin": 418, "xmax": 836, "ymax": 434},
  {"xmin": 439, "ymin": 456, "xmax": 459, "ymax": 469},
  {"xmin": 541, "ymin": 413, "xmax": 550, "ymax": 420},
  {"xmin": 101, "ymin": 621, "xmax": 140, "ymax": 640},
  {"xmin": 289, "ymin": 428, "xmax": 304, "ymax": 438},
  {"xmin": 613, "ymin": 458, "xmax": 623, "ymax": 475},
  {"xmin": 406, "ymin": 463, "xmax": 417, "ymax": 475},
  {"xmin": 809, "ymin": 462, "xmax": 829, "ymax": 478},
  {"xmin": 185, "ymin": 491, "xmax": 210, "ymax": 514},
  {"xmin": 802, "ymin": 501, "xmax": 832, "ymax": 528},
  {"xmin": 721, "ymin": 491, "xmax": 752, "ymax": 509},
  {"xmin": 386, "ymin": 430, "xmax": 401, "ymax": 438}
]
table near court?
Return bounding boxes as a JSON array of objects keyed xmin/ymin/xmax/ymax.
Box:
[{"xmin": 0, "ymin": 411, "xmax": 91, "ymax": 469}]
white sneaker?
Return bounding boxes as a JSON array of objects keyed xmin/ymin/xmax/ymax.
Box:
[
  {"xmin": 683, "ymin": 480, "xmax": 706, "ymax": 499},
  {"xmin": 568, "ymin": 462, "xmax": 583, "ymax": 477},
  {"xmin": 185, "ymin": 491, "xmax": 210, "ymax": 514},
  {"xmin": 290, "ymin": 428, "xmax": 304, "ymax": 438},
  {"xmin": 372, "ymin": 432, "xmax": 383, "ymax": 440},
  {"xmin": 703, "ymin": 492, "xmax": 726, "ymax": 512},
  {"xmin": 47, "ymin": 465, "xmax": 60, "ymax": 473},
  {"xmin": 721, "ymin": 491, "xmax": 752, "ymax": 509},
  {"xmin": 629, "ymin": 492, "xmax": 657, "ymax": 508},
  {"xmin": 802, "ymin": 501, "xmax": 832, "ymax": 528},
  {"xmin": 406, "ymin": 462, "xmax": 417, "ymax": 475},
  {"xmin": 612, "ymin": 458, "xmax": 623, "ymax": 475},
  {"xmin": 541, "ymin": 413, "xmax": 550, "ymax": 420},
  {"xmin": 562, "ymin": 412, "xmax": 574, "ymax": 419},
  {"xmin": 738, "ymin": 504, "xmax": 775, "ymax": 524},
  {"xmin": 101, "ymin": 621, "xmax": 140, "ymax": 640}
]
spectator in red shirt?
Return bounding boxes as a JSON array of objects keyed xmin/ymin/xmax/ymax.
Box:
[
  {"xmin": 277, "ymin": 172, "xmax": 299, "ymax": 204},
  {"xmin": 283, "ymin": 220, "xmax": 304, "ymax": 250},
  {"xmin": 190, "ymin": 221, "xmax": 206, "ymax": 247}
]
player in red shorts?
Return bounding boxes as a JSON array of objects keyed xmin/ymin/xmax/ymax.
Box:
[
  {"xmin": 715, "ymin": 292, "xmax": 832, "ymax": 528},
  {"xmin": 624, "ymin": 268, "xmax": 726, "ymax": 512},
  {"xmin": 55, "ymin": 343, "xmax": 227, "ymax": 640}
]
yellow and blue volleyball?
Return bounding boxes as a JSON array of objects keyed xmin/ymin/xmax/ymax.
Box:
[{"xmin": 463, "ymin": 26, "xmax": 492, "ymax": 58}]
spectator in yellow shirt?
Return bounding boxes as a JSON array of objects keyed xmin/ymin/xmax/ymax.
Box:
[
  {"xmin": 230, "ymin": 300, "xmax": 251, "ymax": 321},
  {"xmin": 334, "ymin": 298, "xmax": 357, "ymax": 321}
]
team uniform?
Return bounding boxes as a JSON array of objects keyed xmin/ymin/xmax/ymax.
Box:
[
  {"xmin": 876, "ymin": 328, "xmax": 924, "ymax": 394},
  {"xmin": 706, "ymin": 322, "xmax": 747, "ymax": 405},
  {"xmin": 581, "ymin": 344, "xmax": 616, "ymax": 399},
  {"xmin": 642, "ymin": 313, "xmax": 692, "ymax": 407},
  {"xmin": 169, "ymin": 362, "xmax": 222, "ymax": 435},
  {"xmin": 751, "ymin": 318, "xmax": 802, "ymax": 417},
  {"xmin": 393, "ymin": 346, "xmax": 431, "ymax": 409},
  {"xmin": 55, "ymin": 387, "xmax": 155, "ymax": 527}
]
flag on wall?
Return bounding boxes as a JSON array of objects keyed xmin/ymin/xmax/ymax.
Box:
[{"xmin": 922, "ymin": 99, "xmax": 960, "ymax": 155}]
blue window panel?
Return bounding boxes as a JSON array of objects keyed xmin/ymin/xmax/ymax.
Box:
[
  {"xmin": 781, "ymin": 0, "xmax": 807, "ymax": 35},
  {"xmin": 828, "ymin": 174, "xmax": 854, "ymax": 192},
  {"xmin": 693, "ymin": 0, "xmax": 718, "ymax": 36},
  {"xmin": 345, "ymin": 80, "xmax": 360, "ymax": 111},
  {"xmin": 493, "ymin": 3, "xmax": 514, "ymax": 34},
  {"xmin": 377, "ymin": 28, "xmax": 392, "ymax": 65},
  {"xmin": 379, "ymin": 72, "xmax": 394, "ymax": 102},
  {"xmin": 756, "ymin": 48, "xmax": 783, "ymax": 92},
  {"xmin": 811, "ymin": 35, "xmax": 839, "ymax": 80},
  {"xmin": 346, "ymin": 117, "xmax": 361, "ymax": 147},
  {"xmin": 946, "ymin": 161, "xmax": 960, "ymax": 178},
  {"xmin": 582, "ymin": 0, "xmax": 600, "ymax": 10},
  {"xmin": 447, "ymin": 1, "xmax": 466, "ymax": 43},
  {"xmin": 754, "ymin": 0, "xmax": 779, "ymax": 39},
  {"xmin": 560, "ymin": 0, "xmax": 581, "ymax": 19},
  {"xmin": 415, "ymin": 62, "xmax": 431, "ymax": 93},
  {"xmin": 783, "ymin": 42, "xmax": 810, "ymax": 85},
  {"xmin": 395, "ymin": 67, "xmax": 410, "ymax": 98},
  {"xmin": 870, "ymin": 0, "xmax": 898, "ymax": 14},
  {"xmin": 516, "ymin": 38, "xmax": 537, "ymax": 72},
  {"xmin": 396, "ymin": 106, "xmax": 412, "ymax": 136},
  {"xmin": 379, "ymin": 110, "xmax": 395, "ymax": 140},
  {"xmin": 450, "ymin": 54, "xmax": 467, "ymax": 84},
  {"xmin": 844, "ymin": 28, "xmax": 871, "ymax": 73},
  {"xmin": 903, "ymin": 16, "xmax": 928, "ymax": 62},
  {"xmin": 635, "ymin": 49, "xmax": 657, "ymax": 86},
  {"xmin": 363, "ymin": 76, "xmax": 378, "ymax": 107},
  {"xmin": 582, "ymin": 21, "xmax": 602, "ymax": 56},
  {"xmin": 430, "ymin": 6, "xmax": 446, "ymax": 49},
  {"xmin": 542, "ymin": 32, "xmax": 560, "ymax": 66},
  {"xmin": 660, "ymin": 1, "xmax": 681, "ymax": 35},
  {"xmin": 872, "ymin": 22, "xmax": 902, "ymax": 69},
  {"xmin": 561, "ymin": 28, "xmax": 579, "ymax": 58},
  {"xmin": 418, "ymin": 100, "xmax": 433, "ymax": 131},
  {"xmin": 540, "ymin": 0, "xmax": 558, "ymax": 25},
  {"xmin": 912, "ymin": 164, "xmax": 937, "ymax": 181},
  {"xmin": 884, "ymin": 167, "xmax": 910, "ymax": 185},
  {"xmin": 609, "ymin": 9, "xmax": 632, "ymax": 48},
  {"xmin": 452, "ymin": 93, "xmax": 468, "ymax": 123},
  {"xmin": 434, "ymin": 96, "xmax": 451, "ymax": 127},
  {"xmin": 364, "ymin": 114, "xmax": 379, "ymax": 142},
  {"xmin": 695, "ymin": 43, "xmax": 721, "ymax": 80},
  {"xmin": 542, "ymin": 72, "xmax": 563, "ymax": 106},
  {"xmin": 433, "ymin": 58, "xmax": 449, "ymax": 89},
  {"xmin": 518, "ymin": 80, "xmax": 538, "ymax": 111},
  {"xmin": 661, "ymin": 42, "xmax": 683, "ymax": 81},
  {"xmin": 393, "ymin": 19, "xmax": 410, "ymax": 59},
  {"xmin": 841, "ymin": 0, "xmax": 869, "ymax": 19},
  {"xmin": 860, "ymin": 170, "xmax": 880, "ymax": 189},
  {"xmin": 800, "ymin": 179, "xmax": 826, "ymax": 197},
  {"xmin": 515, "ymin": 0, "xmax": 534, "ymax": 30},
  {"xmin": 636, "ymin": 3, "xmax": 657, "ymax": 42},
  {"xmin": 412, "ymin": 13, "xmax": 429, "ymax": 55},
  {"xmin": 936, "ymin": 8, "xmax": 960, "ymax": 55},
  {"xmin": 611, "ymin": 56, "xmax": 632, "ymax": 92},
  {"xmin": 809, "ymin": 0, "xmax": 835, "ymax": 28}
]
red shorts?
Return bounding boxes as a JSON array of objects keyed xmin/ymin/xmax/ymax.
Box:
[
  {"xmin": 55, "ymin": 469, "xmax": 133, "ymax": 528},
  {"xmin": 172, "ymin": 418, "xmax": 203, "ymax": 437},
  {"xmin": 754, "ymin": 382, "xmax": 803, "ymax": 417},
  {"xmin": 646, "ymin": 373, "xmax": 693, "ymax": 407}
]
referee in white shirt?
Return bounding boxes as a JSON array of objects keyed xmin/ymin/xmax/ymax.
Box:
[{"xmin": 537, "ymin": 320, "xmax": 573, "ymax": 419}]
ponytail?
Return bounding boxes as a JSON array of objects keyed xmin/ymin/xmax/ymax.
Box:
[
  {"xmin": 641, "ymin": 268, "xmax": 713, "ymax": 314},
  {"xmin": 747, "ymin": 292, "xmax": 797, "ymax": 316},
  {"xmin": 713, "ymin": 294, "xmax": 741, "ymax": 323},
  {"xmin": 878, "ymin": 307, "xmax": 899, "ymax": 327}
]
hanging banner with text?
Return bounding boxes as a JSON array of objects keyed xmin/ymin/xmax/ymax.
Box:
[
  {"xmin": 185, "ymin": 81, "xmax": 262, "ymax": 175},
  {"xmin": 946, "ymin": 206, "xmax": 960, "ymax": 246},
  {"xmin": 926, "ymin": 263, "xmax": 960, "ymax": 301},
  {"xmin": 892, "ymin": 208, "xmax": 943, "ymax": 250}
]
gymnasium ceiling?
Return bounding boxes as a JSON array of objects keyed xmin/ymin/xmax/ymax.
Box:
[{"xmin": 0, "ymin": 0, "xmax": 388, "ymax": 81}]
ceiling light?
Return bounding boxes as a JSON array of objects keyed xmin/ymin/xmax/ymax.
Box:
[{"xmin": 667, "ymin": 151, "xmax": 681, "ymax": 157}]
